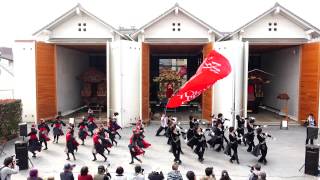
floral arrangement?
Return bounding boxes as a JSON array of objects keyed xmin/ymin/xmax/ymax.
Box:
[{"xmin": 153, "ymin": 69, "xmax": 183, "ymax": 83}]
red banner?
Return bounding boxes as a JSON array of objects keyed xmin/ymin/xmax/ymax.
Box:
[{"xmin": 166, "ymin": 50, "xmax": 231, "ymax": 108}]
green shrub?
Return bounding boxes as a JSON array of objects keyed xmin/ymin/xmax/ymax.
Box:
[{"xmin": 0, "ymin": 99, "xmax": 22, "ymax": 138}]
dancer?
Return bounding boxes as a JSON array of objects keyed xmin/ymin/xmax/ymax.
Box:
[
  {"xmin": 236, "ymin": 115, "xmax": 246, "ymax": 145},
  {"xmin": 128, "ymin": 129, "xmax": 143, "ymax": 164},
  {"xmin": 194, "ymin": 127, "xmax": 206, "ymax": 162},
  {"xmin": 256, "ymin": 127, "xmax": 271, "ymax": 164},
  {"xmin": 246, "ymin": 118, "xmax": 255, "ymax": 152},
  {"xmin": 51, "ymin": 112, "xmax": 66, "ymax": 143},
  {"xmin": 28, "ymin": 124, "xmax": 42, "ymax": 158},
  {"xmin": 92, "ymin": 129, "xmax": 108, "ymax": 162},
  {"xmin": 170, "ymin": 124, "xmax": 182, "ymax": 164},
  {"xmin": 207, "ymin": 121, "xmax": 224, "ymax": 152},
  {"xmin": 228, "ymin": 127, "xmax": 239, "ymax": 164},
  {"xmin": 65, "ymin": 127, "xmax": 78, "ymax": 160},
  {"xmin": 77, "ymin": 117, "xmax": 88, "ymax": 145},
  {"xmin": 186, "ymin": 122, "xmax": 198, "ymax": 150},
  {"xmin": 135, "ymin": 120, "xmax": 151, "ymax": 151},
  {"xmin": 108, "ymin": 118, "xmax": 118, "ymax": 146},
  {"xmin": 38, "ymin": 119, "xmax": 50, "ymax": 150},
  {"xmin": 99, "ymin": 125, "xmax": 112, "ymax": 154},
  {"xmin": 87, "ymin": 113, "xmax": 97, "ymax": 136},
  {"xmin": 156, "ymin": 114, "xmax": 168, "ymax": 136},
  {"xmin": 111, "ymin": 112, "xmax": 122, "ymax": 139}
]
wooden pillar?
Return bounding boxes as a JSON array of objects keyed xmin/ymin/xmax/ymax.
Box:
[
  {"xmin": 141, "ymin": 43, "xmax": 150, "ymax": 123},
  {"xmin": 299, "ymin": 42, "xmax": 320, "ymax": 125},
  {"xmin": 36, "ymin": 42, "xmax": 57, "ymax": 122},
  {"xmin": 202, "ymin": 42, "xmax": 213, "ymax": 121}
]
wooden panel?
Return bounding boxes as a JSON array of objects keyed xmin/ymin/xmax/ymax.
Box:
[
  {"xmin": 36, "ymin": 42, "xmax": 57, "ymax": 121},
  {"xmin": 202, "ymin": 42, "xmax": 213, "ymax": 121},
  {"xmin": 141, "ymin": 43, "xmax": 150, "ymax": 123},
  {"xmin": 299, "ymin": 43, "xmax": 320, "ymax": 125}
]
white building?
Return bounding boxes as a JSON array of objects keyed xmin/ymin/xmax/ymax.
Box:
[{"xmin": 14, "ymin": 3, "xmax": 320, "ymax": 126}]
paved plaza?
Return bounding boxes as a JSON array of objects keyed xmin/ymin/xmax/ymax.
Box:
[{"xmin": 0, "ymin": 123, "xmax": 317, "ymax": 180}]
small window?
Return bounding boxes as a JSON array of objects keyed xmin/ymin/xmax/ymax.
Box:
[
  {"xmin": 178, "ymin": 28, "xmax": 181, "ymax": 31},
  {"xmin": 78, "ymin": 23, "xmax": 81, "ymax": 26},
  {"xmin": 274, "ymin": 28, "xmax": 277, "ymax": 31},
  {"xmin": 83, "ymin": 23, "xmax": 86, "ymax": 26},
  {"xmin": 177, "ymin": 23, "xmax": 181, "ymax": 26},
  {"xmin": 83, "ymin": 28, "xmax": 86, "ymax": 31},
  {"xmin": 268, "ymin": 22, "xmax": 272, "ymax": 26},
  {"xmin": 274, "ymin": 22, "xmax": 277, "ymax": 26},
  {"xmin": 78, "ymin": 28, "xmax": 81, "ymax": 31},
  {"xmin": 172, "ymin": 28, "xmax": 175, "ymax": 31},
  {"xmin": 172, "ymin": 23, "xmax": 175, "ymax": 26},
  {"xmin": 268, "ymin": 28, "xmax": 272, "ymax": 31}
]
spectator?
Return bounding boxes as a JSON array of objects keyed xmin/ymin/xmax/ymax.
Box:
[
  {"xmin": 200, "ymin": 167, "xmax": 216, "ymax": 180},
  {"xmin": 132, "ymin": 165, "xmax": 145, "ymax": 180},
  {"xmin": 27, "ymin": 168, "xmax": 43, "ymax": 180},
  {"xmin": 78, "ymin": 166, "xmax": 93, "ymax": 180},
  {"xmin": 186, "ymin": 171, "xmax": 196, "ymax": 180},
  {"xmin": 249, "ymin": 164, "xmax": 261, "ymax": 180},
  {"xmin": 219, "ymin": 170, "xmax": 231, "ymax": 180},
  {"xmin": 114, "ymin": 166, "xmax": 127, "ymax": 180},
  {"xmin": 93, "ymin": 165, "xmax": 111, "ymax": 180},
  {"xmin": 167, "ymin": 163, "xmax": 183, "ymax": 180},
  {"xmin": 258, "ymin": 171, "xmax": 266, "ymax": 180},
  {"xmin": 60, "ymin": 163, "xmax": 75, "ymax": 180},
  {"xmin": 0, "ymin": 156, "xmax": 19, "ymax": 180},
  {"xmin": 148, "ymin": 171, "xmax": 164, "ymax": 180}
]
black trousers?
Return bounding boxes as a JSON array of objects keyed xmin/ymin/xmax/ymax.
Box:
[
  {"xmin": 195, "ymin": 145, "xmax": 205, "ymax": 160},
  {"xmin": 156, "ymin": 126, "xmax": 167, "ymax": 136},
  {"xmin": 40, "ymin": 139, "xmax": 47, "ymax": 148},
  {"xmin": 247, "ymin": 135, "xmax": 255, "ymax": 152},
  {"xmin": 306, "ymin": 138, "xmax": 314, "ymax": 145},
  {"xmin": 230, "ymin": 145, "xmax": 239, "ymax": 161},
  {"xmin": 258, "ymin": 144, "xmax": 267, "ymax": 163},
  {"xmin": 172, "ymin": 143, "xmax": 181, "ymax": 161}
]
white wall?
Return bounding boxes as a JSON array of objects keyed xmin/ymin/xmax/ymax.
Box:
[
  {"xmin": 242, "ymin": 14, "xmax": 309, "ymax": 39},
  {"xmin": 51, "ymin": 13, "xmax": 114, "ymax": 39},
  {"xmin": 56, "ymin": 46, "xmax": 89, "ymax": 113},
  {"xmin": 13, "ymin": 41, "xmax": 37, "ymax": 122},
  {"xmin": 260, "ymin": 46, "xmax": 300, "ymax": 119},
  {"xmin": 144, "ymin": 11, "xmax": 209, "ymax": 39},
  {"xmin": 109, "ymin": 40, "xmax": 141, "ymax": 127},
  {"xmin": 214, "ymin": 40, "xmax": 245, "ymax": 126}
]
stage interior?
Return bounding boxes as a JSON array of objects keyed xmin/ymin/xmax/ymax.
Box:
[
  {"xmin": 149, "ymin": 44, "xmax": 204, "ymax": 115},
  {"xmin": 56, "ymin": 44, "xmax": 107, "ymax": 114},
  {"xmin": 248, "ymin": 44, "xmax": 300, "ymax": 122}
]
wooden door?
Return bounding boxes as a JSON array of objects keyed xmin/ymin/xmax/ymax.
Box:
[
  {"xmin": 36, "ymin": 42, "xmax": 57, "ymax": 121},
  {"xmin": 141, "ymin": 43, "xmax": 150, "ymax": 123},
  {"xmin": 299, "ymin": 42, "xmax": 320, "ymax": 125},
  {"xmin": 202, "ymin": 42, "xmax": 213, "ymax": 121}
]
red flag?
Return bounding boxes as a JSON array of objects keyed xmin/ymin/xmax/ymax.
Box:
[{"xmin": 166, "ymin": 50, "xmax": 231, "ymax": 108}]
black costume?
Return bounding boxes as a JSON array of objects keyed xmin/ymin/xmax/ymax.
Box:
[
  {"xmin": 207, "ymin": 126, "xmax": 224, "ymax": 152},
  {"xmin": 98, "ymin": 128, "xmax": 112, "ymax": 154},
  {"xmin": 194, "ymin": 130, "xmax": 206, "ymax": 162},
  {"xmin": 92, "ymin": 132, "xmax": 108, "ymax": 162},
  {"xmin": 246, "ymin": 121, "xmax": 255, "ymax": 152},
  {"xmin": 77, "ymin": 121, "xmax": 88, "ymax": 145},
  {"xmin": 236, "ymin": 115, "xmax": 246, "ymax": 145},
  {"xmin": 257, "ymin": 131, "xmax": 270, "ymax": 164},
  {"xmin": 28, "ymin": 127, "xmax": 41, "ymax": 157},
  {"xmin": 228, "ymin": 131, "xmax": 239, "ymax": 164},
  {"xmin": 170, "ymin": 126, "xmax": 182, "ymax": 164}
]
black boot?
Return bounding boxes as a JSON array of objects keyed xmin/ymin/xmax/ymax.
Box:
[{"xmin": 92, "ymin": 153, "xmax": 97, "ymax": 161}]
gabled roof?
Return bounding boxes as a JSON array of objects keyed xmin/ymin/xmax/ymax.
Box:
[
  {"xmin": 220, "ymin": 2, "xmax": 320, "ymax": 41},
  {"xmin": 131, "ymin": 3, "xmax": 223, "ymax": 39},
  {"xmin": 33, "ymin": 4, "xmax": 126, "ymax": 39}
]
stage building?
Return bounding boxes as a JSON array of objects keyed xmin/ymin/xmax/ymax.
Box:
[{"xmin": 13, "ymin": 3, "xmax": 320, "ymax": 127}]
